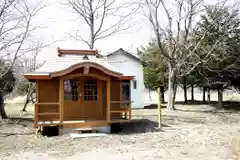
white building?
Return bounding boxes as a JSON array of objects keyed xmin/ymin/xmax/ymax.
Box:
[{"xmin": 107, "ymin": 48, "xmax": 157, "ymax": 108}]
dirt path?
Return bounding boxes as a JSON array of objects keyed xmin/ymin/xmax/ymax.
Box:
[{"xmin": 1, "ymin": 105, "xmax": 240, "ymax": 160}]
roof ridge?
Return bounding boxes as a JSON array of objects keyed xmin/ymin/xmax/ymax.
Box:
[{"xmin": 57, "ymin": 47, "xmax": 99, "ymax": 56}]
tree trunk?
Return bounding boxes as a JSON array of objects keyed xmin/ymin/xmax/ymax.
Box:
[
  {"xmin": 203, "ymin": 87, "xmax": 206, "ymax": 103},
  {"xmin": 148, "ymin": 89, "xmax": 152, "ymax": 101},
  {"xmin": 183, "ymin": 76, "xmax": 187, "ymax": 104},
  {"xmin": 22, "ymin": 83, "xmax": 33, "ymax": 112},
  {"xmin": 22, "ymin": 92, "xmax": 31, "ymax": 112},
  {"xmin": 191, "ymin": 84, "xmax": 194, "ymax": 101},
  {"xmin": 89, "ymin": 1, "xmax": 94, "ymax": 49},
  {"xmin": 167, "ymin": 65, "xmax": 177, "ymax": 110},
  {"xmin": 0, "ymin": 91, "xmax": 7, "ymax": 119},
  {"xmin": 207, "ymin": 87, "xmax": 211, "ymax": 104},
  {"xmin": 0, "ymin": 104, "xmax": 8, "ymax": 119},
  {"xmin": 160, "ymin": 86, "xmax": 164, "ymax": 103},
  {"xmin": 217, "ymin": 85, "xmax": 223, "ymax": 109}
]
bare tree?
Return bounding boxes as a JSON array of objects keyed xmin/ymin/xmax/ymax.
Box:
[
  {"xmin": 65, "ymin": 0, "xmax": 139, "ymax": 49},
  {"xmin": 0, "ymin": 0, "xmax": 46, "ymax": 118},
  {"xmin": 20, "ymin": 41, "xmax": 46, "ymax": 113},
  {"xmin": 0, "ymin": 0, "xmax": 46, "ymax": 78},
  {"xmin": 145, "ymin": 0, "xmax": 231, "ymax": 110}
]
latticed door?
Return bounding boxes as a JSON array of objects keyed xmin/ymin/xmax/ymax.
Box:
[
  {"xmin": 63, "ymin": 79, "xmax": 82, "ymax": 119},
  {"xmin": 81, "ymin": 78, "xmax": 103, "ymax": 120}
]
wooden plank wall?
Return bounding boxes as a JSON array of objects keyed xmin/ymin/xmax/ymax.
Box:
[{"xmin": 38, "ymin": 79, "xmax": 59, "ymax": 121}]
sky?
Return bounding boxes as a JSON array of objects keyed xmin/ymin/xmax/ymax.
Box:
[
  {"xmin": 29, "ymin": 0, "xmax": 237, "ymax": 61},
  {"xmin": 32, "ymin": 0, "xmax": 152, "ymax": 61}
]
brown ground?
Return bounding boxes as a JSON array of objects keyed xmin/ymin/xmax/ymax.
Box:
[{"xmin": 1, "ymin": 102, "xmax": 240, "ymax": 160}]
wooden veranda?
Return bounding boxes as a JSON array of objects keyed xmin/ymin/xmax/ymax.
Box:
[{"xmin": 24, "ymin": 49, "xmax": 134, "ymax": 129}]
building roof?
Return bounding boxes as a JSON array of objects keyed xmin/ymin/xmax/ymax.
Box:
[
  {"xmin": 107, "ymin": 48, "xmax": 148, "ymax": 66},
  {"xmin": 24, "ymin": 49, "xmax": 125, "ymax": 79}
]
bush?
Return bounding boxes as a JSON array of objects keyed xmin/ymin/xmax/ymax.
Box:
[{"xmin": 0, "ymin": 62, "xmax": 16, "ymax": 95}]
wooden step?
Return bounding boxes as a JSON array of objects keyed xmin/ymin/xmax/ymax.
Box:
[
  {"xmin": 70, "ymin": 133, "xmax": 106, "ymax": 139},
  {"xmin": 72, "ymin": 128, "xmax": 97, "ymax": 134}
]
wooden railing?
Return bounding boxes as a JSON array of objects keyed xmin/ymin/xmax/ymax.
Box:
[
  {"xmin": 34, "ymin": 101, "xmax": 132, "ymax": 127},
  {"xmin": 110, "ymin": 101, "xmax": 132, "ymax": 121},
  {"xmin": 34, "ymin": 102, "xmax": 60, "ymax": 127}
]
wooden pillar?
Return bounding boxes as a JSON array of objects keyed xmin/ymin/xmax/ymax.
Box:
[
  {"xmin": 34, "ymin": 80, "xmax": 39, "ymax": 128},
  {"xmin": 59, "ymin": 79, "xmax": 64, "ymax": 125},
  {"xmin": 106, "ymin": 78, "xmax": 110, "ymax": 122},
  {"xmin": 128, "ymin": 102, "xmax": 132, "ymax": 120}
]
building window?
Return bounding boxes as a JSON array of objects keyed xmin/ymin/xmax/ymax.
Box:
[
  {"xmin": 64, "ymin": 80, "xmax": 79, "ymax": 101},
  {"xmin": 133, "ymin": 79, "xmax": 137, "ymax": 89},
  {"xmin": 84, "ymin": 80, "xmax": 97, "ymax": 101}
]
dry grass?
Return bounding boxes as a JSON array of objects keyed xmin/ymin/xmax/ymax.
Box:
[
  {"xmin": 231, "ymin": 139, "xmax": 240, "ymax": 160},
  {"xmin": 225, "ymin": 94, "xmax": 240, "ymax": 101},
  {"xmin": 2, "ymin": 99, "xmax": 240, "ymax": 159},
  {"xmin": 4, "ymin": 103, "xmax": 34, "ymax": 118}
]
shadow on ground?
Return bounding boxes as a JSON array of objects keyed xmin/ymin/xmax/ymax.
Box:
[
  {"xmin": 111, "ymin": 119, "xmax": 170, "ymax": 135},
  {"xmin": 144, "ymin": 100, "xmax": 240, "ymax": 112},
  {"xmin": 0, "ymin": 117, "xmax": 34, "ymax": 137},
  {"xmin": 144, "ymin": 103, "xmax": 167, "ymax": 109},
  {"xmin": 9, "ymin": 117, "xmax": 33, "ymax": 122}
]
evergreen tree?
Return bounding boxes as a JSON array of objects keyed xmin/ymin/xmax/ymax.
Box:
[
  {"xmin": 0, "ymin": 61, "xmax": 16, "ymax": 95},
  {"xmin": 189, "ymin": 5, "xmax": 240, "ymax": 106},
  {"xmin": 137, "ymin": 40, "xmax": 168, "ymax": 102},
  {"xmin": 0, "ymin": 60, "xmax": 16, "ymax": 118},
  {"xmin": 192, "ymin": 5, "xmax": 240, "ymax": 86}
]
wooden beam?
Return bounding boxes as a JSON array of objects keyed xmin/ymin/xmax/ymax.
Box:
[
  {"xmin": 50, "ymin": 62, "xmax": 123, "ymax": 78},
  {"xmin": 106, "ymin": 78, "xmax": 111, "ymax": 122},
  {"xmin": 34, "ymin": 104, "xmax": 38, "ymax": 128},
  {"xmin": 111, "ymin": 109, "xmax": 129, "ymax": 113},
  {"xmin": 24, "ymin": 74, "xmax": 50, "ymax": 80},
  {"xmin": 129, "ymin": 102, "xmax": 132, "ymax": 120},
  {"xmin": 110, "ymin": 101, "xmax": 132, "ymax": 104},
  {"xmin": 36, "ymin": 102, "xmax": 59, "ymax": 105},
  {"xmin": 34, "ymin": 80, "xmax": 39, "ymax": 128},
  {"xmin": 62, "ymin": 73, "xmax": 108, "ymax": 81},
  {"xmin": 63, "ymin": 121, "xmax": 108, "ymax": 128},
  {"xmin": 38, "ymin": 112, "xmax": 59, "ymax": 115},
  {"xmin": 117, "ymin": 76, "xmax": 135, "ymax": 80},
  {"xmin": 83, "ymin": 66, "xmax": 90, "ymax": 74},
  {"xmin": 110, "ymin": 119, "xmax": 131, "ymax": 123},
  {"xmin": 58, "ymin": 49, "xmax": 98, "ymax": 56},
  {"xmin": 59, "ymin": 79, "xmax": 64, "ymax": 125},
  {"xmin": 36, "ymin": 80, "xmax": 39, "ymax": 103}
]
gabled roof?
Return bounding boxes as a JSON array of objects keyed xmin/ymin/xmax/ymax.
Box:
[
  {"xmin": 24, "ymin": 49, "xmax": 124, "ymax": 79},
  {"xmin": 107, "ymin": 48, "xmax": 148, "ymax": 66}
]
